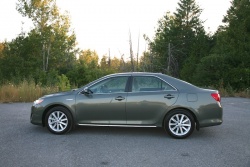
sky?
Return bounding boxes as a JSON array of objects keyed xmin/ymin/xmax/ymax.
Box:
[{"xmin": 0, "ymin": 0, "xmax": 231, "ymax": 60}]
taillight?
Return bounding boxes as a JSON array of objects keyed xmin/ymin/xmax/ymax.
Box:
[{"xmin": 211, "ymin": 93, "xmax": 221, "ymax": 102}]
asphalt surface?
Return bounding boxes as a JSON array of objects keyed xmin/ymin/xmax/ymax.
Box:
[{"xmin": 0, "ymin": 98, "xmax": 250, "ymax": 167}]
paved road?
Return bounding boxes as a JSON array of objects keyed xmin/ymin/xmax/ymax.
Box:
[{"xmin": 0, "ymin": 98, "xmax": 250, "ymax": 167}]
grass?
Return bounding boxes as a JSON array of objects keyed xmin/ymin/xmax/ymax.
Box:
[
  {"xmin": 0, "ymin": 80, "xmax": 58, "ymax": 103},
  {"xmin": 218, "ymin": 87, "xmax": 250, "ymax": 98},
  {"xmin": 202, "ymin": 85, "xmax": 250, "ymax": 98}
]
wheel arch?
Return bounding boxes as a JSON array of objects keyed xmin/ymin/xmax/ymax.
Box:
[
  {"xmin": 162, "ymin": 107, "xmax": 200, "ymax": 130},
  {"xmin": 42, "ymin": 104, "xmax": 74, "ymax": 127}
]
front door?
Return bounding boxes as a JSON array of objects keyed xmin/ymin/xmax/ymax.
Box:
[{"xmin": 75, "ymin": 76, "xmax": 129, "ymax": 125}]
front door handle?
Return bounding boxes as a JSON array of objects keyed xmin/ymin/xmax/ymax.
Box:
[
  {"xmin": 115, "ymin": 96, "xmax": 125, "ymax": 101},
  {"xmin": 164, "ymin": 94, "xmax": 175, "ymax": 99}
]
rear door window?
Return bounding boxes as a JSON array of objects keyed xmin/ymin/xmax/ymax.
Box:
[{"xmin": 132, "ymin": 76, "xmax": 175, "ymax": 92}]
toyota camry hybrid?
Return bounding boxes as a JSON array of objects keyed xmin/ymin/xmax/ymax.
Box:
[{"xmin": 30, "ymin": 72, "xmax": 223, "ymax": 139}]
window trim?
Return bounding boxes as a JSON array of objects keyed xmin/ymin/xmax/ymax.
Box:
[{"xmin": 129, "ymin": 75, "xmax": 178, "ymax": 93}]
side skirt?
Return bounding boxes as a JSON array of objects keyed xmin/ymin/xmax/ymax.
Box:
[{"xmin": 78, "ymin": 124, "xmax": 157, "ymax": 128}]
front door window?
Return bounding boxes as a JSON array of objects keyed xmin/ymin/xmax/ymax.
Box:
[{"xmin": 89, "ymin": 76, "xmax": 129, "ymax": 94}]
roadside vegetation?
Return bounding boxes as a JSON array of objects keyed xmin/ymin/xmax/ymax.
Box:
[
  {"xmin": 0, "ymin": 80, "xmax": 58, "ymax": 103},
  {"xmin": 0, "ymin": 79, "xmax": 249, "ymax": 103},
  {"xmin": 0, "ymin": 0, "xmax": 249, "ymax": 102},
  {"xmin": 0, "ymin": 80, "xmax": 249, "ymax": 103}
]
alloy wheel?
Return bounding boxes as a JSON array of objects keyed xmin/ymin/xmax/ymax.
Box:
[{"xmin": 168, "ymin": 113, "xmax": 192, "ymax": 136}]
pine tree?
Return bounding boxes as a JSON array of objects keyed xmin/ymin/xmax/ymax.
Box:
[{"xmin": 147, "ymin": 0, "xmax": 207, "ymax": 78}]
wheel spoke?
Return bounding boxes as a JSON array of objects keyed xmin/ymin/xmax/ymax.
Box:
[
  {"xmin": 170, "ymin": 117, "xmax": 178, "ymax": 123},
  {"xmin": 56, "ymin": 111, "xmax": 60, "ymax": 119},
  {"xmin": 52, "ymin": 123, "xmax": 56, "ymax": 128},
  {"xmin": 61, "ymin": 118, "xmax": 68, "ymax": 122},
  {"xmin": 59, "ymin": 124, "xmax": 64, "ymax": 130},
  {"xmin": 60, "ymin": 122, "xmax": 67, "ymax": 126},
  {"xmin": 180, "ymin": 115, "xmax": 184, "ymax": 123},
  {"xmin": 59, "ymin": 114, "xmax": 64, "ymax": 120},
  {"xmin": 182, "ymin": 118, "xmax": 190, "ymax": 124},
  {"xmin": 52, "ymin": 113, "xmax": 57, "ymax": 119},
  {"xmin": 176, "ymin": 114, "xmax": 180, "ymax": 122},
  {"xmin": 49, "ymin": 120, "xmax": 56, "ymax": 124},
  {"xmin": 182, "ymin": 126, "xmax": 188, "ymax": 132},
  {"xmin": 180, "ymin": 127, "xmax": 184, "ymax": 134},
  {"xmin": 182, "ymin": 123, "xmax": 191, "ymax": 127},
  {"xmin": 175, "ymin": 126, "xmax": 180, "ymax": 134},
  {"xmin": 169, "ymin": 123, "xmax": 177, "ymax": 126},
  {"xmin": 49, "ymin": 117, "xmax": 55, "ymax": 121},
  {"xmin": 172, "ymin": 125, "xmax": 178, "ymax": 131},
  {"xmin": 49, "ymin": 117, "xmax": 56, "ymax": 122}
]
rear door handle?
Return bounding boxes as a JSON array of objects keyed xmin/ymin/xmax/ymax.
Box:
[
  {"xmin": 115, "ymin": 96, "xmax": 125, "ymax": 101},
  {"xmin": 164, "ymin": 94, "xmax": 175, "ymax": 99}
]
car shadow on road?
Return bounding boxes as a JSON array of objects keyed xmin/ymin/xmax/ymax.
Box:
[
  {"xmin": 71, "ymin": 126, "xmax": 208, "ymax": 139},
  {"xmin": 73, "ymin": 126, "xmax": 167, "ymax": 137},
  {"xmin": 29, "ymin": 124, "xmax": 219, "ymax": 140}
]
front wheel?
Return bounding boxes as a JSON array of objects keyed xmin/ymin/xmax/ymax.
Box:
[
  {"xmin": 164, "ymin": 110, "xmax": 195, "ymax": 139},
  {"xmin": 45, "ymin": 106, "xmax": 73, "ymax": 134}
]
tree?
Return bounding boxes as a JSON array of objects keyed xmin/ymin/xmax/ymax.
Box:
[
  {"xmin": 67, "ymin": 49, "xmax": 104, "ymax": 86},
  {"xmin": 173, "ymin": 0, "xmax": 207, "ymax": 78},
  {"xmin": 129, "ymin": 30, "xmax": 135, "ymax": 72},
  {"xmin": 222, "ymin": 0, "xmax": 250, "ymax": 69},
  {"xmin": 147, "ymin": 0, "xmax": 207, "ymax": 78},
  {"xmin": 16, "ymin": 0, "xmax": 77, "ymax": 73},
  {"xmin": 146, "ymin": 12, "xmax": 175, "ymax": 73},
  {"xmin": 207, "ymin": 0, "xmax": 250, "ymax": 90},
  {"xmin": 0, "ymin": 33, "xmax": 42, "ymax": 82},
  {"xmin": 110, "ymin": 57, "xmax": 122, "ymax": 71},
  {"xmin": 79, "ymin": 49, "xmax": 99, "ymax": 67},
  {"xmin": 0, "ymin": 42, "xmax": 5, "ymax": 59},
  {"xmin": 139, "ymin": 51, "xmax": 154, "ymax": 72},
  {"xmin": 100, "ymin": 55, "xmax": 109, "ymax": 69}
]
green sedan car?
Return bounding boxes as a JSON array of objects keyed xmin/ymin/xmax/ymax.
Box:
[{"xmin": 31, "ymin": 72, "xmax": 222, "ymax": 139}]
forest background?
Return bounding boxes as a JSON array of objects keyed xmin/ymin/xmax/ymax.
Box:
[{"xmin": 0, "ymin": 0, "xmax": 249, "ymax": 102}]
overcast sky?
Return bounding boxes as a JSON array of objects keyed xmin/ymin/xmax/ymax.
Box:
[{"xmin": 0, "ymin": 0, "xmax": 231, "ymax": 60}]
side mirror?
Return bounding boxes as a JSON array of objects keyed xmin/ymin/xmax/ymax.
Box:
[{"xmin": 82, "ymin": 88, "xmax": 93, "ymax": 95}]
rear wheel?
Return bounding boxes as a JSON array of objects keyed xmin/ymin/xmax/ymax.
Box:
[
  {"xmin": 164, "ymin": 109, "xmax": 195, "ymax": 139},
  {"xmin": 45, "ymin": 106, "xmax": 73, "ymax": 134}
]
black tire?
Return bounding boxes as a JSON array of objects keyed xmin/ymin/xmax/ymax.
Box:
[
  {"xmin": 164, "ymin": 109, "xmax": 195, "ymax": 139},
  {"xmin": 45, "ymin": 106, "xmax": 73, "ymax": 134}
]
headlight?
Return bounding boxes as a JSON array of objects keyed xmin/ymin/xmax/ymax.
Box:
[{"xmin": 34, "ymin": 99, "xmax": 44, "ymax": 105}]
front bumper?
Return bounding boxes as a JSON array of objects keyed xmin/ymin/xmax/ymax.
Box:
[{"xmin": 30, "ymin": 105, "xmax": 44, "ymax": 126}]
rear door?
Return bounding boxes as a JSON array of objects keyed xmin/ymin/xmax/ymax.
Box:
[{"xmin": 126, "ymin": 76, "xmax": 178, "ymax": 125}]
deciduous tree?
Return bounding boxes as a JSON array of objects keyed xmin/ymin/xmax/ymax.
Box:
[{"xmin": 16, "ymin": 0, "xmax": 77, "ymax": 72}]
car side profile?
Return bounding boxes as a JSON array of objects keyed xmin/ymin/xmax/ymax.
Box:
[{"xmin": 31, "ymin": 72, "xmax": 223, "ymax": 139}]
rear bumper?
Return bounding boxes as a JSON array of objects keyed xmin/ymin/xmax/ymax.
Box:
[
  {"xmin": 197, "ymin": 101, "xmax": 223, "ymax": 128},
  {"xmin": 199, "ymin": 119, "xmax": 223, "ymax": 128},
  {"xmin": 198, "ymin": 107, "xmax": 223, "ymax": 128}
]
